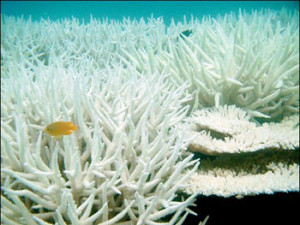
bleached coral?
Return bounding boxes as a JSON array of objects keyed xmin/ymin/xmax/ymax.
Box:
[
  {"xmin": 1, "ymin": 7, "xmax": 299, "ymax": 223},
  {"xmin": 185, "ymin": 162, "xmax": 299, "ymax": 197},
  {"xmin": 118, "ymin": 9, "xmax": 299, "ymax": 119},
  {"xmin": 182, "ymin": 105, "xmax": 299, "ymax": 197},
  {"xmin": 1, "ymin": 8, "xmax": 299, "ymax": 120},
  {"xmin": 1, "ymin": 54, "xmax": 198, "ymax": 224},
  {"xmin": 186, "ymin": 105, "xmax": 299, "ymax": 154}
]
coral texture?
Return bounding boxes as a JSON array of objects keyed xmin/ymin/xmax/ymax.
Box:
[
  {"xmin": 1, "ymin": 8, "xmax": 299, "ymax": 119},
  {"xmin": 186, "ymin": 105, "xmax": 299, "ymax": 154},
  {"xmin": 1, "ymin": 65, "xmax": 199, "ymax": 224},
  {"xmin": 1, "ymin": 7, "xmax": 299, "ymax": 224},
  {"xmin": 182, "ymin": 106, "xmax": 299, "ymax": 197},
  {"xmin": 185, "ymin": 162, "xmax": 299, "ymax": 197}
]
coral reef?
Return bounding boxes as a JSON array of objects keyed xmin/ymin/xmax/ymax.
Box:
[
  {"xmin": 182, "ymin": 106, "xmax": 299, "ymax": 197},
  {"xmin": 1, "ymin": 7, "xmax": 299, "ymax": 224},
  {"xmin": 1, "ymin": 8, "xmax": 299, "ymax": 119},
  {"xmin": 167, "ymin": 9, "xmax": 299, "ymax": 119},
  {"xmin": 185, "ymin": 154, "xmax": 299, "ymax": 198},
  {"xmin": 1, "ymin": 66, "xmax": 199, "ymax": 224},
  {"xmin": 186, "ymin": 105, "xmax": 299, "ymax": 154}
]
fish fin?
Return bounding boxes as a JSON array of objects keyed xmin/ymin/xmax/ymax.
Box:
[
  {"xmin": 71, "ymin": 125, "xmax": 78, "ymax": 131},
  {"xmin": 65, "ymin": 130, "xmax": 72, "ymax": 135}
]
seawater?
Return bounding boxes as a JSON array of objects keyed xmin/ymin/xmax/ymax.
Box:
[{"xmin": 1, "ymin": 1, "xmax": 299, "ymax": 25}]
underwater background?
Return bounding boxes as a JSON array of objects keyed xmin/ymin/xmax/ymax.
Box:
[
  {"xmin": 1, "ymin": 1, "xmax": 299, "ymax": 225},
  {"xmin": 1, "ymin": 1, "xmax": 299, "ymax": 25}
]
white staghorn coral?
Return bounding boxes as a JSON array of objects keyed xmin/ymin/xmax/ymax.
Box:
[
  {"xmin": 115, "ymin": 9, "xmax": 299, "ymax": 119},
  {"xmin": 1, "ymin": 8, "xmax": 299, "ymax": 119},
  {"xmin": 1, "ymin": 7, "xmax": 299, "ymax": 223},
  {"xmin": 1, "ymin": 62, "xmax": 199, "ymax": 224}
]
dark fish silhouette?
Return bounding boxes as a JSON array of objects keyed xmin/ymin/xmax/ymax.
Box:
[{"xmin": 179, "ymin": 29, "xmax": 193, "ymax": 39}]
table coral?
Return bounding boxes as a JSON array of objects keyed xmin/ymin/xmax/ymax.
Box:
[
  {"xmin": 186, "ymin": 105, "xmax": 299, "ymax": 154},
  {"xmin": 182, "ymin": 105, "xmax": 299, "ymax": 197}
]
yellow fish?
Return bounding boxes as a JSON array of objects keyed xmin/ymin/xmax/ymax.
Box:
[{"xmin": 43, "ymin": 121, "xmax": 78, "ymax": 137}]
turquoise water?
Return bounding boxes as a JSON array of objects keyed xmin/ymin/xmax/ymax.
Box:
[{"xmin": 1, "ymin": 1, "xmax": 299, "ymax": 24}]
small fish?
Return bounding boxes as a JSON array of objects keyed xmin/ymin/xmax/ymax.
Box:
[
  {"xmin": 179, "ymin": 29, "xmax": 193, "ymax": 39},
  {"xmin": 43, "ymin": 121, "xmax": 77, "ymax": 137}
]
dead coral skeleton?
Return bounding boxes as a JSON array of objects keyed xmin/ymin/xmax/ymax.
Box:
[
  {"xmin": 1, "ymin": 8, "xmax": 299, "ymax": 120},
  {"xmin": 186, "ymin": 105, "xmax": 299, "ymax": 155},
  {"xmin": 182, "ymin": 105, "xmax": 299, "ymax": 197},
  {"xmin": 1, "ymin": 65, "xmax": 199, "ymax": 224}
]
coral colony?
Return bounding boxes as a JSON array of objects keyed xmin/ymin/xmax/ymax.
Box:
[
  {"xmin": 183, "ymin": 106, "xmax": 299, "ymax": 197},
  {"xmin": 1, "ymin": 8, "xmax": 299, "ymax": 224}
]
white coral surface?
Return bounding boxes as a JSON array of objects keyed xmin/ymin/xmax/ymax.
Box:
[
  {"xmin": 1, "ymin": 15, "xmax": 199, "ymax": 224},
  {"xmin": 182, "ymin": 106, "xmax": 299, "ymax": 197},
  {"xmin": 187, "ymin": 106, "xmax": 299, "ymax": 154},
  {"xmin": 186, "ymin": 163, "xmax": 299, "ymax": 198},
  {"xmin": 1, "ymin": 65, "xmax": 199, "ymax": 224},
  {"xmin": 1, "ymin": 7, "xmax": 299, "ymax": 223},
  {"xmin": 1, "ymin": 8, "xmax": 299, "ymax": 119}
]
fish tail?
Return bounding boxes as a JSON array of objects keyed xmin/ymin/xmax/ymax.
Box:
[
  {"xmin": 71, "ymin": 125, "xmax": 78, "ymax": 131},
  {"xmin": 66, "ymin": 122, "xmax": 77, "ymax": 131}
]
